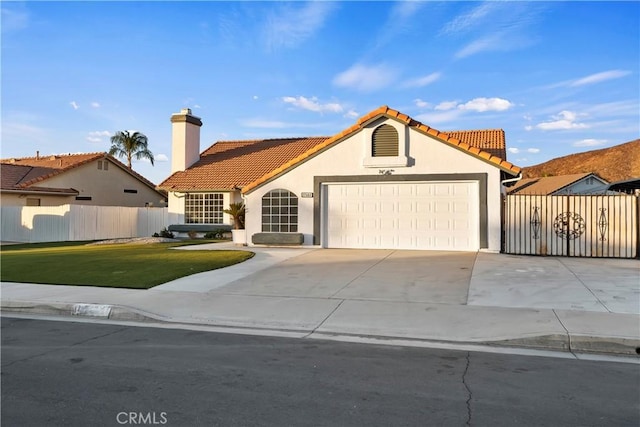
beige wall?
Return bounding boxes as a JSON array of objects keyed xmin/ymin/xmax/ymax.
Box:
[
  {"xmin": 2, "ymin": 159, "xmax": 167, "ymax": 208},
  {"xmin": 244, "ymin": 117, "xmax": 506, "ymax": 251},
  {"xmin": 0, "ymin": 193, "xmax": 75, "ymax": 207}
]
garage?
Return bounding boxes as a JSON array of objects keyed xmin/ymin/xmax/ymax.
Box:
[{"xmin": 324, "ymin": 181, "xmax": 479, "ymax": 251}]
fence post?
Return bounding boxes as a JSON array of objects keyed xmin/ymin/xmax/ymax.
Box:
[{"xmin": 636, "ymin": 193, "xmax": 640, "ymax": 259}]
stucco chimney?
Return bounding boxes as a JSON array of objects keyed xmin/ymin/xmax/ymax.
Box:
[{"xmin": 170, "ymin": 108, "xmax": 202, "ymax": 173}]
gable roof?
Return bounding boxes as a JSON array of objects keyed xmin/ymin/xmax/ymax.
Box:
[
  {"xmin": 507, "ymin": 173, "xmax": 606, "ymax": 195},
  {"xmin": 158, "ymin": 106, "xmax": 520, "ymax": 193},
  {"xmin": 159, "ymin": 137, "xmax": 328, "ymax": 191},
  {"xmin": 1, "ymin": 152, "xmax": 163, "ymax": 195}
]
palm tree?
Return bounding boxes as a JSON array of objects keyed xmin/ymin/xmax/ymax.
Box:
[
  {"xmin": 109, "ymin": 130, "xmax": 154, "ymax": 168},
  {"xmin": 223, "ymin": 202, "xmax": 246, "ymax": 229}
]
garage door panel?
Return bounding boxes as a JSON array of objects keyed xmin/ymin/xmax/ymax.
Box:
[{"xmin": 325, "ymin": 182, "xmax": 479, "ymax": 251}]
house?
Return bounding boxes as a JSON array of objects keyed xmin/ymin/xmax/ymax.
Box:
[
  {"xmin": 1, "ymin": 152, "xmax": 167, "ymax": 207},
  {"xmin": 507, "ymin": 173, "xmax": 608, "ymax": 195},
  {"xmin": 159, "ymin": 106, "xmax": 521, "ymax": 252}
]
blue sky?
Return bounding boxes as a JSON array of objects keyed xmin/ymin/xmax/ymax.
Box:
[{"xmin": 2, "ymin": 1, "xmax": 638, "ymax": 185}]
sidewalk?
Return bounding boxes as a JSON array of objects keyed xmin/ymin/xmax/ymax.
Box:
[{"xmin": 2, "ymin": 244, "xmax": 639, "ymax": 357}]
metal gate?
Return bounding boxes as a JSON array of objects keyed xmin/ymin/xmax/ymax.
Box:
[{"xmin": 503, "ymin": 194, "xmax": 639, "ymax": 258}]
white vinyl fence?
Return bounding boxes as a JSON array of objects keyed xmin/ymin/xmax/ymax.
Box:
[
  {"xmin": 504, "ymin": 194, "xmax": 639, "ymax": 258},
  {"xmin": 1, "ymin": 205, "xmax": 174, "ymax": 243}
]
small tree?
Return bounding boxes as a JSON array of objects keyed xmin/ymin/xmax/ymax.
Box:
[
  {"xmin": 223, "ymin": 202, "xmax": 246, "ymax": 230},
  {"xmin": 109, "ymin": 130, "xmax": 154, "ymax": 168}
]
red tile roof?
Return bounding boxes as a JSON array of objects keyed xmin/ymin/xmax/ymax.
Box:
[
  {"xmin": 1, "ymin": 152, "xmax": 162, "ymax": 194},
  {"xmin": 159, "ymin": 137, "xmax": 328, "ymax": 191},
  {"xmin": 158, "ymin": 106, "xmax": 521, "ymax": 193},
  {"xmin": 444, "ymin": 129, "xmax": 506, "ymax": 160},
  {"xmin": 242, "ymin": 106, "xmax": 520, "ymax": 193}
]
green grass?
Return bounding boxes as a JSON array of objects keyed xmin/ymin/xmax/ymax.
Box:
[{"xmin": 0, "ymin": 241, "xmax": 254, "ymax": 289}]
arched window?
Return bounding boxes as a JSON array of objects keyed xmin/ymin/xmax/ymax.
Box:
[
  {"xmin": 372, "ymin": 124, "xmax": 399, "ymax": 157},
  {"xmin": 262, "ymin": 189, "xmax": 298, "ymax": 232}
]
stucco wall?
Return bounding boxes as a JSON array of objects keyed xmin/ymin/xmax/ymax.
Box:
[
  {"xmin": 0, "ymin": 193, "xmax": 75, "ymax": 207},
  {"xmin": 36, "ymin": 159, "xmax": 166, "ymax": 207},
  {"xmin": 244, "ymin": 118, "xmax": 505, "ymax": 251}
]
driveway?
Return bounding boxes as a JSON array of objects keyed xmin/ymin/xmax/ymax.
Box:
[
  {"xmin": 208, "ymin": 249, "xmax": 476, "ymax": 304},
  {"xmin": 155, "ymin": 245, "xmax": 639, "ymax": 315}
]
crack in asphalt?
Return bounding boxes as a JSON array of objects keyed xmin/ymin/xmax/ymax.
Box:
[
  {"xmin": 1, "ymin": 324, "xmax": 128, "ymax": 368},
  {"xmin": 462, "ymin": 351, "xmax": 473, "ymax": 426}
]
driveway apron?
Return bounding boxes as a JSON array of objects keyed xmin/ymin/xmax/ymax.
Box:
[{"xmin": 211, "ymin": 249, "xmax": 475, "ymax": 304}]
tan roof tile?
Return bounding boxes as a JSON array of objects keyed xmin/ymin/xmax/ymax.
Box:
[{"xmin": 508, "ymin": 173, "xmax": 599, "ymax": 195}]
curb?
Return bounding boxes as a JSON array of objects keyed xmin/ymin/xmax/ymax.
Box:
[{"xmin": 2, "ymin": 301, "xmax": 639, "ymax": 357}]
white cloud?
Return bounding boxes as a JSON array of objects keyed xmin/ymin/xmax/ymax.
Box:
[
  {"xmin": 434, "ymin": 98, "xmax": 513, "ymax": 112},
  {"xmin": 282, "ymin": 96, "xmax": 343, "ymax": 114},
  {"xmin": 333, "ymin": 63, "xmax": 397, "ymax": 92},
  {"xmin": 570, "ymin": 70, "xmax": 631, "ymax": 87},
  {"xmin": 458, "ymin": 97, "xmax": 513, "ymax": 112},
  {"xmin": 524, "ymin": 125, "xmax": 533, "ymax": 131},
  {"xmin": 435, "ymin": 101, "xmax": 459, "ymax": 111},
  {"xmin": 253, "ymin": 95, "xmax": 259, "ymax": 100},
  {"xmin": 573, "ymin": 138, "xmax": 607, "ymax": 147},
  {"xmin": 155, "ymin": 154, "xmax": 169, "ymax": 162},
  {"xmin": 91, "ymin": 102, "xmax": 100, "ymax": 108},
  {"xmin": 415, "ymin": 109, "xmax": 463, "ymax": 125},
  {"xmin": 508, "ymin": 148, "xmax": 520, "ymax": 154},
  {"xmin": 86, "ymin": 130, "xmax": 112, "ymax": 143},
  {"xmin": 264, "ymin": 2, "xmax": 335, "ymax": 51},
  {"xmin": 535, "ymin": 110, "xmax": 589, "ymax": 130},
  {"xmin": 344, "ymin": 110, "xmax": 359, "ymax": 119},
  {"xmin": 455, "ymin": 34, "xmax": 501, "ymax": 58},
  {"xmin": 70, "ymin": 101, "xmax": 79, "ymax": 110},
  {"xmin": 403, "ymin": 72, "xmax": 441, "ymax": 88},
  {"xmin": 414, "ymin": 99, "xmax": 430, "ymax": 109},
  {"xmin": 527, "ymin": 148, "xmax": 540, "ymax": 153},
  {"xmin": 440, "ymin": 2, "xmax": 497, "ymax": 36}
]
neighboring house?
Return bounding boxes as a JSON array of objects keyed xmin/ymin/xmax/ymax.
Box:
[
  {"xmin": 159, "ymin": 106, "xmax": 521, "ymax": 252},
  {"xmin": 507, "ymin": 173, "xmax": 608, "ymax": 195},
  {"xmin": 1, "ymin": 152, "xmax": 167, "ymax": 207}
]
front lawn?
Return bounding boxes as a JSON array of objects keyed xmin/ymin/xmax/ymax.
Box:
[{"xmin": 0, "ymin": 241, "xmax": 254, "ymax": 289}]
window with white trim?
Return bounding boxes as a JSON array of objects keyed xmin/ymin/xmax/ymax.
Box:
[
  {"xmin": 185, "ymin": 193, "xmax": 224, "ymax": 224},
  {"xmin": 262, "ymin": 189, "xmax": 298, "ymax": 232}
]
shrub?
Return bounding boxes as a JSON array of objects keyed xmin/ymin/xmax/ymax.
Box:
[
  {"xmin": 204, "ymin": 228, "xmax": 226, "ymax": 239},
  {"xmin": 154, "ymin": 228, "xmax": 174, "ymax": 239},
  {"xmin": 187, "ymin": 230, "xmax": 198, "ymax": 239}
]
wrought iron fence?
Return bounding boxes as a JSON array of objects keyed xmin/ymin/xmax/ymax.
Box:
[{"xmin": 503, "ymin": 194, "xmax": 639, "ymax": 258}]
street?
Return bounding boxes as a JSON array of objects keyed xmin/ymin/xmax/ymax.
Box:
[{"xmin": 2, "ymin": 316, "xmax": 638, "ymax": 426}]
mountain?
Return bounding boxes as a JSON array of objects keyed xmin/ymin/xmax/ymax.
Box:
[{"xmin": 521, "ymin": 139, "xmax": 640, "ymax": 183}]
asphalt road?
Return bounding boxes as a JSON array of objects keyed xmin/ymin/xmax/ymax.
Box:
[{"xmin": 1, "ymin": 316, "xmax": 638, "ymax": 427}]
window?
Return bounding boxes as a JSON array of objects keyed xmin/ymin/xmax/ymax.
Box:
[
  {"xmin": 124, "ymin": 189, "xmax": 138, "ymax": 194},
  {"xmin": 97, "ymin": 161, "xmax": 102, "ymax": 170},
  {"xmin": 262, "ymin": 189, "xmax": 298, "ymax": 232},
  {"xmin": 26, "ymin": 198, "xmax": 41, "ymax": 206},
  {"xmin": 75, "ymin": 196, "xmax": 92, "ymax": 201},
  {"xmin": 372, "ymin": 124, "xmax": 399, "ymax": 157},
  {"xmin": 185, "ymin": 193, "xmax": 223, "ymax": 224}
]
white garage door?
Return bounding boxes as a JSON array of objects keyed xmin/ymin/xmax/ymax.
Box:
[{"xmin": 324, "ymin": 182, "xmax": 479, "ymax": 251}]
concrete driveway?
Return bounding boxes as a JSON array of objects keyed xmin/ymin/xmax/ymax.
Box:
[
  {"xmin": 209, "ymin": 249, "xmax": 476, "ymax": 304},
  {"xmin": 156, "ymin": 244, "xmax": 639, "ymax": 315}
]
